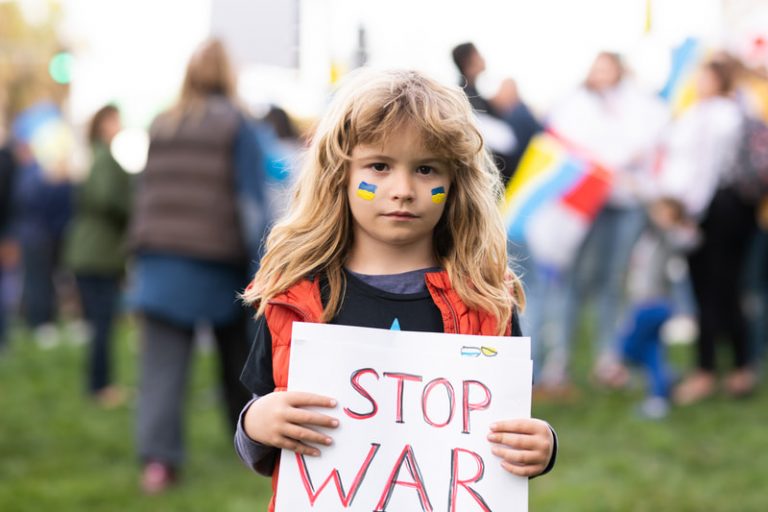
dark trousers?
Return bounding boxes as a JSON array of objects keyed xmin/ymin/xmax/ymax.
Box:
[
  {"xmin": 20, "ymin": 236, "xmax": 61, "ymax": 327},
  {"xmin": 688, "ymin": 187, "xmax": 757, "ymax": 371},
  {"xmin": 744, "ymin": 231, "xmax": 768, "ymax": 361},
  {"xmin": 136, "ymin": 313, "xmax": 251, "ymax": 466},
  {"xmin": 0, "ymin": 266, "xmax": 6, "ymax": 349},
  {"xmin": 76, "ymin": 274, "xmax": 121, "ymax": 393}
]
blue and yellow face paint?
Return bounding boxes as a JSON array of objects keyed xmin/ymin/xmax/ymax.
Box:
[
  {"xmin": 356, "ymin": 181, "xmax": 377, "ymax": 201},
  {"xmin": 431, "ymin": 186, "xmax": 446, "ymax": 204}
]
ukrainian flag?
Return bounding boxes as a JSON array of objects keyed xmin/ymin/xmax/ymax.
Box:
[
  {"xmin": 431, "ymin": 186, "xmax": 446, "ymax": 204},
  {"xmin": 659, "ymin": 37, "xmax": 703, "ymax": 116},
  {"xmin": 356, "ymin": 181, "xmax": 377, "ymax": 200},
  {"xmin": 502, "ymin": 133, "xmax": 612, "ymax": 271}
]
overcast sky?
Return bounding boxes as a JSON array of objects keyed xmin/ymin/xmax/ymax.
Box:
[{"xmin": 50, "ymin": 0, "xmax": 729, "ymax": 127}]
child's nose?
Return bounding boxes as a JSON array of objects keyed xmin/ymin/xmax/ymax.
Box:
[{"xmin": 390, "ymin": 168, "xmax": 415, "ymax": 201}]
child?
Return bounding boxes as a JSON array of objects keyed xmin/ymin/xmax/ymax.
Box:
[
  {"xmin": 612, "ymin": 198, "xmax": 700, "ymax": 418},
  {"xmin": 234, "ymin": 69, "xmax": 557, "ymax": 509}
]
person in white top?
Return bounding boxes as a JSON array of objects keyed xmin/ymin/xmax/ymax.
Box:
[
  {"xmin": 656, "ymin": 76, "xmax": 742, "ymax": 219},
  {"xmin": 667, "ymin": 59, "xmax": 758, "ymax": 405},
  {"xmin": 532, "ymin": 52, "xmax": 669, "ymax": 391}
]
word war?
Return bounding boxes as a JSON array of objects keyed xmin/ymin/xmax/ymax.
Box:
[{"xmin": 295, "ymin": 442, "xmax": 492, "ymax": 511}]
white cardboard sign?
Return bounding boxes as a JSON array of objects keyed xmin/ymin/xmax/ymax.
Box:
[{"xmin": 275, "ymin": 322, "xmax": 532, "ymax": 512}]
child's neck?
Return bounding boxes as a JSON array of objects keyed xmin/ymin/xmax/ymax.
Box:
[{"xmin": 346, "ymin": 240, "xmax": 439, "ymax": 275}]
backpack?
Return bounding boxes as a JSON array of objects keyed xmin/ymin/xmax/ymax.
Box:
[{"xmin": 731, "ymin": 116, "xmax": 768, "ymax": 203}]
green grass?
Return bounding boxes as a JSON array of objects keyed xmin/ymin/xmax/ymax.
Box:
[
  {"xmin": 0, "ymin": 319, "xmax": 766, "ymax": 511},
  {"xmin": 0, "ymin": 319, "xmax": 271, "ymax": 512},
  {"xmin": 530, "ymin": 338, "xmax": 768, "ymax": 512}
]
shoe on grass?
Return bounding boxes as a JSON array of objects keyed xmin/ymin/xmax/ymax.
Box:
[
  {"xmin": 724, "ymin": 368, "xmax": 758, "ymax": 399},
  {"xmin": 141, "ymin": 461, "xmax": 177, "ymax": 495},
  {"xmin": 673, "ymin": 371, "xmax": 716, "ymax": 406}
]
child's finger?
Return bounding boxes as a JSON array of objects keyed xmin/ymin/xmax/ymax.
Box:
[
  {"xmin": 285, "ymin": 391, "xmax": 338, "ymax": 408},
  {"xmin": 286, "ymin": 408, "xmax": 340, "ymax": 428},
  {"xmin": 487, "ymin": 432, "xmax": 542, "ymax": 451},
  {"xmin": 489, "ymin": 418, "xmax": 549, "ymax": 435},
  {"xmin": 277, "ymin": 436, "xmax": 322, "ymax": 457},
  {"xmin": 282, "ymin": 424, "xmax": 334, "ymax": 447},
  {"xmin": 490, "ymin": 446, "xmax": 549, "ymax": 467},
  {"xmin": 500, "ymin": 460, "xmax": 546, "ymax": 477}
]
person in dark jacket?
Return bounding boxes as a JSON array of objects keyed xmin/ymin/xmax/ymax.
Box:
[
  {"xmin": 452, "ymin": 42, "xmax": 542, "ymax": 183},
  {"xmin": 64, "ymin": 104, "xmax": 131, "ymax": 405},
  {"xmin": 10, "ymin": 108, "xmax": 73, "ymax": 343},
  {"xmin": 0, "ymin": 141, "xmax": 18, "ymax": 350},
  {"xmin": 129, "ymin": 38, "xmax": 269, "ymax": 494}
]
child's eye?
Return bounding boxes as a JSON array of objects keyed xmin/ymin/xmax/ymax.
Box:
[
  {"xmin": 370, "ymin": 163, "xmax": 388, "ymax": 172},
  {"xmin": 416, "ymin": 165, "xmax": 435, "ymax": 175}
]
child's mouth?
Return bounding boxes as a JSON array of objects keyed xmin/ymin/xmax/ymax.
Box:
[{"xmin": 384, "ymin": 211, "xmax": 418, "ymax": 220}]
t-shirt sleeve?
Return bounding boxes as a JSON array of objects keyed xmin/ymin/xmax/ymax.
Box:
[{"xmin": 240, "ymin": 315, "xmax": 276, "ymax": 395}]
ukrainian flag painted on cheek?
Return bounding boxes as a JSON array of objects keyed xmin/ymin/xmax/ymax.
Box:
[
  {"xmin": 357, "ymin": 181, "xmax": 377, "ymax": 201},
  {"xmin": 431, "ymin": 186, "xmax": 446, "ymax": 204}
]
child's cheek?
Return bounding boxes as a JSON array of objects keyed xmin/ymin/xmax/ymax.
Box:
[
  {"xmin": 356, "ymin": 181, "xmax": 377, "ymax": 201},
  {"xmin": 431, "ymin": 186, "xmax": 447, "ymax": 204}
]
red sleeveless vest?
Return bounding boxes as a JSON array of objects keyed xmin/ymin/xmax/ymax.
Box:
[{"xmin": 259, "ymin": 270, "xmax": 511, "ymax": 511}]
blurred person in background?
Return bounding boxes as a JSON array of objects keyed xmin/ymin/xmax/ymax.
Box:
[
  {"xmin": 259, "ymin": 105, "xmax": 303, "ymax": 220},
  {"xmin": 727, "ymin": 57, "xmax": 768, "ymax": 369},
  {"xmin": 10, "ymin": 106, "xmax": 74, "ymax": 347},
  {"xmin": 749, "ymin": 200, "xmax": 768, "ymax": 364},
  {"xmin": 129, "ymin": 38, "xmax": 269, "ymax": 493},
  {"xmin": 536, "ymin": 51, "xmax": 669, "ymax": 394},
  {"xmin": 452, "ymin": 42, "xmax": 542, "ymax": 183},
  {"xmin": 262, "ymin": 105, "xmax": 303, "ymax": 180},
  {"xmin": 263, "ymin": 105, "xmax": 301, "ymax": 152},
  {"xmin": 612, "ymin": 197, "xmax": 701, "ymax": 419},
  {"xmin": 63, "ymin": 104, "xmax": 132, "ymax": 407},
  {"xmin": 668, "ymin": 59, "xmax": 759, "ymax": 404},
  {"xmin": 0, "ymin": 137, "xmax": 18, "ymax": 351}
]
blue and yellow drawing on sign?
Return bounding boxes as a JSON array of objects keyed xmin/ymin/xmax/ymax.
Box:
[
  {"xmin": 461, "ymin": 346, "xmax": 498, "ymax": 357},
  {"xmin": 431, "ymin": 186, "xmax": 446, "ymax": 204},
  {"xmin": 357, "ymin": 181, "xmax": 377, "ymax": 201}
]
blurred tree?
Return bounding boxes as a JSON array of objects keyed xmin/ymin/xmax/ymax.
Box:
[{"xmin": 0, "ymin": 1, "xmax": 66, "ymax": 132}]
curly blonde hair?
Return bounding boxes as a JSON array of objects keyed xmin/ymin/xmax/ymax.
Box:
[{"xmin": 243, "ymin": 69, "xmax": 524, "ymax": 334}]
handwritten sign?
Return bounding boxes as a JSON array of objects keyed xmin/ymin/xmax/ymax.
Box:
[{"xmin": 275, "ymin": 323, "xmax": 532, "ymax": 512}]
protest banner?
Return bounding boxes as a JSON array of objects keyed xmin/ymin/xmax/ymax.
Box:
[{"xmin": 275, "ymin": 322, "xmax": 532, "ymax": 511}]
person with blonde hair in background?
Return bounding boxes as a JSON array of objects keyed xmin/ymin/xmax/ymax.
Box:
[{"xmin": 130, "ymin": 38, "xmax": 269, "ymax": 493}]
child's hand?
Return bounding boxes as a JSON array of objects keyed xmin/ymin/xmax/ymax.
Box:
[
  {"xmin": 243, "ymin": 391, "xmax": 339, "ymax": 457},
  {"xmin": 487, "ymin": 419, "xmax": 554, "ymax": 477}
]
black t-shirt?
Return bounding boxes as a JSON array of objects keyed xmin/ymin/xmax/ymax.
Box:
[{"xmin": 240, "ymin": 269, "xmax": 521, "ymax": 395}]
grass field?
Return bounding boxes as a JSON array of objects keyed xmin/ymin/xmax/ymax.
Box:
[{"xmin": 0, "ymin": 319, "xmax": 765, "ymax": 512}]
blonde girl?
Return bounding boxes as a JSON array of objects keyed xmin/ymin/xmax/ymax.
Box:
[{"xmin": 236, "ymin": 69, "xmax": 556, "ymax": 509}]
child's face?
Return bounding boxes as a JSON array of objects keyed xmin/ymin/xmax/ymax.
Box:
[{"xmin": 347, "ymin": 124, "xmax": 451, "ymax": 253}]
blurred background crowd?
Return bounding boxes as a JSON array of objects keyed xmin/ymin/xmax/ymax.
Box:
[{"xmin": 1, "ymin": 0, "xmax": 768, "ymax": 509}]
